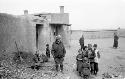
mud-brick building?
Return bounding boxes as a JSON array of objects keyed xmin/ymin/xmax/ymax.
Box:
[{"xmin": 0, "ymin": 6, "xmax": 71, "ymax": 54}]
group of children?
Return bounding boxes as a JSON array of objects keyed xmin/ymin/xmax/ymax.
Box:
[
  {"xmin": 46, "ymin": 43, "xmax": 101, "ymax": 78},
  {"xmin": 76, "ymin": 44, "xmax": 101, "ymax": 78}
]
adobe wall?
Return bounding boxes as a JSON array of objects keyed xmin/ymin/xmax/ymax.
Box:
[
  {"xmin": 0, "ymin": 13, "xmax": 70, "ymax": 55},
  {"xmin": 71, "ymin": 30, "xmax": 125, "ymax": 40},
  {"xmin": 117, "ymin": 29, "xmax": 125, "ymax": 37},
  {"xmin": 62, "ymin": 25, "xmax": 70, "ymax": 47},
  {"xmin": 51, "ymin": 13, "xmax": 69, "ymax": 24},
  {"xmin": 0, "ymin": 13, "xmax": 36, "ymax": 54}
]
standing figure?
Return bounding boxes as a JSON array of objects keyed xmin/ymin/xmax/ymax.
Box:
[
  {"xmin": 81, "ymin": 57, "xmax": 91, "ymax": 79},
  {"xmin": 46, "ymin": 44, "xmax": 50, "ymax": 58},
  {"xmin": 88, "ymin": 48, "xmax": 95, "ymax": 75},
  {"xmin": 93, "ymin": 44, "xmax": 100, "ymax": 76},
  {"xmin": 51, "ymin": 35, "xmax": 66, "ymax": 73},
  {"xmin": 76, "ymin": 49, "xmax": 84, "ymax": 76},
  {"xmin": 88, "ymin": 44, "xmax": 92, "ymax": 51},
  {"xmin": 82, "ymin": 46, "xmax": 88, "ymax": 58},
  {"xmin": 34, "ymin": 51, "xmax": 40, "ymax": 63},
  {"xmin": 113, "ymin": 32, "xmax": 119, "ymax": 48},
  {"xmin": 79, "ymin": 35, "xmax": 84, "ymax": 50}
]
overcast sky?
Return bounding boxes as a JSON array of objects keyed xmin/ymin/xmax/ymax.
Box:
[{"xmin": 0, "ymin": 0, "xmax": 125, "ymax": 30}]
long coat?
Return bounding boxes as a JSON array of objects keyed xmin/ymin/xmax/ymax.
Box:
[
  {"xmin": 51, "ymin": 41, "xmax": 66, "ymax": 58},
  {"xmin": 113, "ymin": 35, "xmax": 119, "ymax": 48},
  {"xmin": 76, "ymin": 53, "xmax": 84, "ymax": 72},
  {"xmin": 79, "ymin": 37, "xmax": 84, "ymax": 46}
]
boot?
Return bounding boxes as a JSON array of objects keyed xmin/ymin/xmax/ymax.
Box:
[
  {"xmin": 60, "ymin": 64, "xmax": 64, "ymax": 73},
  {"xmin": 55, "ymin": 64, "xmax": 58, "ymax": 72}
]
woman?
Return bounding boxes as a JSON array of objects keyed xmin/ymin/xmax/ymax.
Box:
[{"xmin": 113, "ymin": 32, "xmax": 119, "ymax": 48}]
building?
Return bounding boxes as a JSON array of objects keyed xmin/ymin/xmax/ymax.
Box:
[{"xmin": 0, "ymin": 6, "xmax": 71, "ymax": 54}]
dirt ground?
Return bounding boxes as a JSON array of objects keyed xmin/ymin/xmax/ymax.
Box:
[
  {"xmin": 20, "ymin": 38, "xmax": 125, "ymax": 79},
  {"xmin": 64, "ymin": 38, "xmax": 125, "ymax": 79}
]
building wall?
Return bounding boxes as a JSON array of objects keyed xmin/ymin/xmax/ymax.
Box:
[
  {"xmin": 51, "ymin": 13, "xmax": 69, "ymax": 24},
  {"xmin": 117, "ymin": 29, "xmax": 125, "ymax": 37},
  {"xmin": 29, "ymin": 13, "xmax": 70, "ymax": 50},
  {"xmin": 0, "ymin": 13, "xmax": 36, "ymax": 54},
  {"xmin": 70, "ymin": 30, "xmax": 83, "ymax": 40},
  {"xmin": 0, "ymin": 13, "xmax": 70, "ymax": 56},
  {"xmin": 62, "ymin": 25, "xmax": 70, "ymax": 47},
  {"xmin": 71, "ymin": 30, "xmax": 125, "ymax": 40}
]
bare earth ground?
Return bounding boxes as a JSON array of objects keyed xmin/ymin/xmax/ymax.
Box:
[
  {"xmin": 20, "ymin": 38, "xmax": 125, "ymax": 79},
  {"xmin": 64, "ymin": 38, "xmax": 125, "ymax": 79}
]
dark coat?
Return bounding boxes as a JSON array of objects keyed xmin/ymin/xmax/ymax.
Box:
[
  {"xmin": 46, "ymin": 47, "xmax": 50, "ymax": 58},
  {"xmin": 88, "ymin": 50, "xmax": 95, "ymax": 62},
  {"xmin": 76, "ymin": 53, "xmax": 84, "ymax": 72},
  {"xmin": 81, "ymin": 62, "xmax": 90, "ymax": 76},
  {"xmin": 76, "ymin": 53, "xmax": 83, "ymax": 61},
  {"xmin": 79, "ymin": 37, "xmax": 84, "ymax": 46},
  {"xmin": 83, "ymin": 50, "xmax": 88, "ymax": 58},
  {"xmin": 113, "ymin": 35, "xmax": 119, "ymax": 48},
  {"xmin": 114, "ymin": 35, "xmax": 119, "ymax": 42},
  {"xmin": 51, "ymin": 41, "xmax": 66, "ymax": 58}
]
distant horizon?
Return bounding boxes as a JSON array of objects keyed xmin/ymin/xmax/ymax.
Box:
[{"xmin": 70, "ymin": 28, "xmax": 125, "ymax": 31}]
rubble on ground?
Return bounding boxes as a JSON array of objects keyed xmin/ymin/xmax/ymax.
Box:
[
  {"xmin": 101, "ymin": 65, "xmax": 125, "ymax": 79},
  {"xmin": 0, "ymin": 50, "xmax": 51, "ymax": 79}
]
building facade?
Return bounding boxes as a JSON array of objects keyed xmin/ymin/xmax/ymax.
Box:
[{"xmin": 0, "ymin": 6, "xmax": 71, "ymax": 54}]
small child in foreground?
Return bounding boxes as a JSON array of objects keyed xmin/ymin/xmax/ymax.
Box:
[
  {"xmin": 88, "ymin": 48, "xmax": 95, "ymax": 75},
  {"xmin": 93, "ymin": 44, "xmax": 100, "ymax": 76},
  {"xmin": 76, "ymin": 49, "xmax": 84, "ymax": 76},
  {"xmin": 81, "ymin": 57, "xmax": 90, "ymax": 79},
  {"xmin": 46, "ymin": 44, "xmax": 50, "ymax": 58}
]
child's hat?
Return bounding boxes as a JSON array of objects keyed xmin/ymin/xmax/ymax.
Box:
[
  {"xmin": 83, "ymin": 46, "xmax": 87, "ymax": 50},
  {"xmin": 93, "ymin": 44, "xmax": 97, "ymax": 47},
  {"xmin": 46, "ymin": 44, "xmax": 49, "ymax": 46}
]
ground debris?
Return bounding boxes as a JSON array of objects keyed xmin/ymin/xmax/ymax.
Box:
[{"xmin": 102, "ymin": 72, "xmax": 112, "ymax": 78}]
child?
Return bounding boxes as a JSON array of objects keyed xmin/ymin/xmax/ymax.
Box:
[
  {"xmin": 81, "ymin": 57, "xmax": 90, "ymax": 79},
  {"xmin": 76, "ymin": 49, "xmax": 84, "ymax": 76},
  {"xmin": 34, "ymin": 51, "xmax": 40, "ymax": 63},
  {"xmin": 93, "ymin": 44, "xmax": 100, "ymax": 76},
  {"xmin": 88, "ymin": 44, "xmax": 92, "ymax": 51},
  {"xmin": 46, "ymin": 44, "xmax": 50, "ymax": 58},
  {"xmin": 82, "ymin": 46, "xmax": 88, "ymax": 58},
  {"xmin": 88, "ymin": 48, "xmax": 95, "ymax": 75}
]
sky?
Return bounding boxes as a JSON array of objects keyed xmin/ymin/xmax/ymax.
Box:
[{"xmin": 0, "ymin": 0, "xmax": 125, "ymax": 30}]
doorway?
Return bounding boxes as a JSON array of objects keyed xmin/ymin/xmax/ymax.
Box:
[
  {"xmin": 50, "ymin": 24, "xmax": 64, "ymax": 43},
  {"xmin": 36, "ymin": 24, "xmax": 43, "ymax": 49},
  {"xmin": 51, "ymin": 24, "xmax": 62, "ymax": 36}
]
